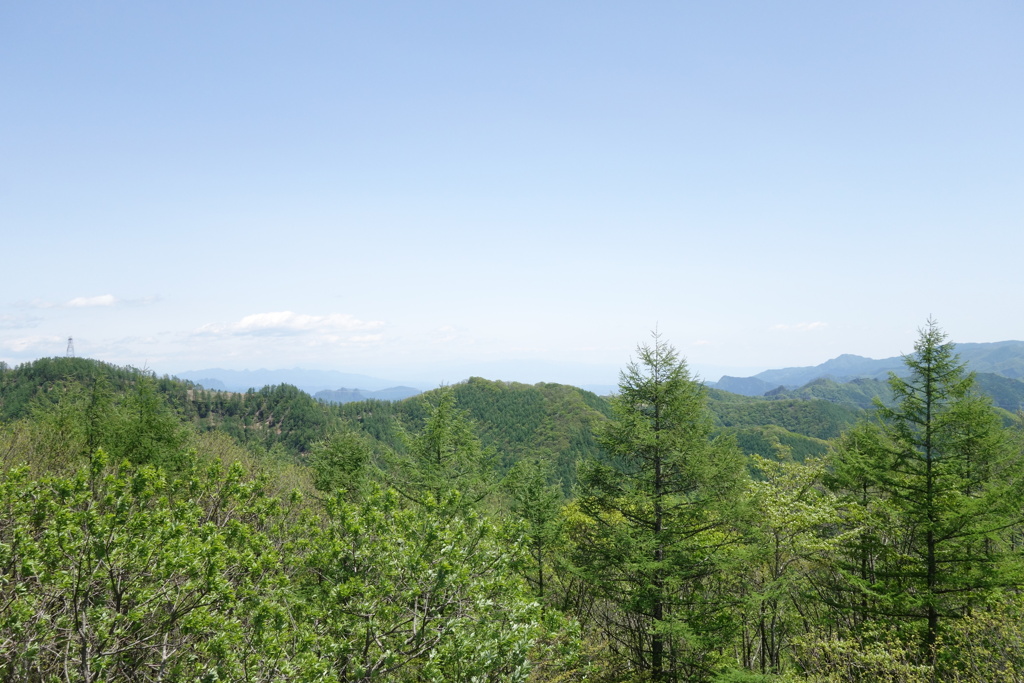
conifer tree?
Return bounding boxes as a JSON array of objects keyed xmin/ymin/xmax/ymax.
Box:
[
  {"xmin": 826, "ymin": 320, "xmax": 1024, "ymax": 654},
  {"xmin": 505, "ymin": 456, "xmax": 564, "ymax": 604},
  {"xmin": 395, "ymin": 386, "xmax": 497, "ymax": 513},
  {"xmin": 309, "ymin": 429, "xmax": 374, "ymax": 500},
  {"xmin": 577, "ymin": 333, "xmax": 746, "ymax": 682}
]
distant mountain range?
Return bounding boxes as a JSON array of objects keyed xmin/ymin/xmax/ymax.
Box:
[
  {"xmin": 172, "ymin": 367, "xmax": 616, "ymax": 399},
  {"xmin": 711, "ymin": 340, "xmax": 1024, "ymax": 396},
  {"xmin": 173, "ymin": 340, "xmax": 1024, "ymax": 407},
  {"xmin": 174, "ymin": 368, "xmax": 425, "ymax": 395},
  {"xmin": 314, "ymin": 387, "xmax": 422, "ymax": 404}
]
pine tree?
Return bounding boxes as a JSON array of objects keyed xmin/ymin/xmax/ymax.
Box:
[
  {"xmin": 395, "ymin": 386, "xmax": 497, "ymax": 513},
  {"xmin": 309, "ymin": 429, "xmax": 374, "ymax": 500},
  {"xmin": 827, "ymin": 320, "xmax": 1024, "ymax": 654},
  {"xmin": 577, "ymin": 333, "xmax": 746, "ymax": 682},
  {"xmin": 504, "ymin": 456, "xmax": 564, "ymax": 605}
]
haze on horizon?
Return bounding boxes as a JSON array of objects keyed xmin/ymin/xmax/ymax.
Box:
[{"xmin": 3, "ymin": 3, "xmax": 1022, "ymax": 388}]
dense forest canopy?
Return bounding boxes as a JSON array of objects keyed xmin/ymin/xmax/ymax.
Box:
[{"xmin": 2, "ymin": 321, "xmax": 1023, "ymax": 681}]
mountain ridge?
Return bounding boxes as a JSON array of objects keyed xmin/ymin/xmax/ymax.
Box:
[
  {"xmin": 711, "ymin": 340, "xmax": 1024, "ymax": 396},
  {"xmin": 315, "ymin": 386, "xmax": 422, "ymax": 404},
  {"xmin": 174, "ymin": 367, "xmax": 425, "ymax": 395}
]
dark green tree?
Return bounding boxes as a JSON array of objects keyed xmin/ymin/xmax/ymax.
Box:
[
  {"xmin": 395, "ymin": 386, "xmax": 497, "ymax": 512},
  {"xmin": 577, "ymin": 333, "xmax": 747, "ymax": 682},
  {"xmin": 826, "ymin": 320, "xmax": 1024, "ymax": 656},
  {"xmin": 309, "ymin": 429, "xmax": 374, "ymax": 500},
  {"xmin": 112, "ymin": 374, "xmax": 191, "ymax": 470},
  {"xmin": 504, "ymin": 456, "xmax": 564, "ymax": 605}
]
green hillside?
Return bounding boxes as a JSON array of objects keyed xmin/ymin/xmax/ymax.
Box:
[
  {"xmin": 0, "ymin": 356, "xmax": 196, "ymax": 423},
  {"xmin": 973, "ymin": 372, "xmax": 1024, "ymax": 412},
  {"xmin": 17, "ymin": 356, "xmax": 984, "ymax": 479},
  {"xmin": 764, "ymin": 376, "xmax": 890, "ymax": 409},
  {"xmin": 759, "ymin": 372, "xmax": 1024, "ymax": 415},
  {"xmin": 707, "ymin": 387, "xmax": 865, "ymax": 439},
  {"xmin": 1, "ymin": 358, "xmax": 869, "ymax": 481},
  {"xmin": 4, "ymin": 326, "xmax": 1023, "ymax": 682},
  {"xmin": 334, "ymin": 377, "xmax": 611, "ymax": 492}
]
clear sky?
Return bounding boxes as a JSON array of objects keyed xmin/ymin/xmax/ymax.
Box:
[{"xmin": 2, "ymin": 2, "xmax": 1022, "ymax": 387}]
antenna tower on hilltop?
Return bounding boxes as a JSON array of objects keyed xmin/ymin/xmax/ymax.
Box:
[{"xmin": 66, "ymin": 337, "xmax": 75, "ymax": 358}]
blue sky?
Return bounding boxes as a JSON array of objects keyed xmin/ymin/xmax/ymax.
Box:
[{"xmin": 2, "ymin": 2, "xmax": 1022, "ymax": 387}]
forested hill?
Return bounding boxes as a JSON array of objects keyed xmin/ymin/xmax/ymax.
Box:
[
  {"xmin": 19, "ymin": 355, "xmax": 1023, "ymax": 473},
  {"xmin": 7, "ymin": 357, "xmax": 1012, "ymax": 472},
  {"xmin": 0, "ymin": 359, "xmax": 617, "ymax": 484},
  {"xmin": 335, "ymin": 377, "xmax": 613, "ymax": 490},
  {"xmin": 705, "ymin": 388, "xmax": 863, "ymax": 461},
  {"xmin": 1, "ymin": 357, "xmax": 874, "ymax": 478},
  {"xmin": 314, "ymin": 386, "xmax": 421, "ymax": 403},
  {"xmin": 0, "ymin": 356, "xmax": 197, "ymax": 423},
  {"xmin": 758, "ymin": 373, "xmax": 1024, "ymax": 414}
]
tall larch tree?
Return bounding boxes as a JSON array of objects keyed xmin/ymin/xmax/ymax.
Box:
[
  {"xmin": 826, "ymin": 319, "xmax": 1024, "ymax": 657},
  {"xmin": 577, "ymin": 332, "xmax": 746, "ymax": 682}
]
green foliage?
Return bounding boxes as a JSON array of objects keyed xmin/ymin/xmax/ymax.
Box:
[
  {"xmin": 204, "ymin": 383, "xmax": 339, "ymax": 456},
  {"xmin": 824, "ymin": 320, "xmax": 1024, "ymax": 654},
  {"xmin": 736, "ymin": 371, "xmax": 1024, "ymax": 415},
  {"xmin": 110, "ymin": 373, "xmax": 192, "ymax": 469},
  {"xmin": 308, "ymin": 429, "xmax": 374, "ymax": 499},
  {"xmin": 577, "ymin": 333, "xmax": 747, "ymax": 682},
  {"xmin": 505, "ymin": 457, "xmax": 565, "ymax": 603},
  {"xmin": 790, "ymin": 626, "xmax": 935, "ymax": 683},
  {"xmin": 0, "ymin": 450, "xmax": 549, "ymax": 681},
  {"xmin": 762, "ymin": 378, "xmax": 891, "ymax": 411},
  {"xmin": 6, "ymin": 337, "xmax": 1024, "ymax": 683},
  {"xmin": 0, "ymin": 357, "xmax": 144, "ymax": 422},
  {"xmin": 0, "ymin": 452, "xmax": 311, "ymax": 681},
  {"xmin": 727, "ymin": 425, "xmax": 830, "ymax": 463},
  {"xmin": 0, "ymin": 370, "xmax": 193, "ymax": 476},
  {"xmin": 708, "ymin": 391, "xmax": 864, "ymax": 441},
  {"xmin": 972, "ymin": 371, "xmax": 1024, "ymax": 413},
  {"xmin": 450, "ymin": 378, "xmax": 611, "ymax": 488},
  {"xmin": 939, "ymin": 594, "xmax": 1024, "ymax": 680},
  {"xmin": 392, "ymin": 386, "xmax": 498, "ymax": 512},
  {"xmin": 734, "ymin": 456, "xmax": 846, "ymax": 675},
  {"xmin": 712, "ymin": 670, "xmax": 779, "ymax": 683},
  {"xmin": 337, "ymin": 378, "xmax": 611, "ymax": 493},
  {"xmin": 300, "ymin": 486, "xmax": 543, "ymax": 681}
]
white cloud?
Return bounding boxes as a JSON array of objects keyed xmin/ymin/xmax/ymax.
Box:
[
  {"xmin": 772, "ymin": 322, "xmax": 828, "ymax": 332},
  {"xmin": 66, "ymin": 294, "xmax": 118, "ymax": 308},
  {"xmin": 3, "ymin": 335, "xmax": 65, "ymax": 353},
  {"xmin": 197, "ymin": 311, "xmax": 385, "ymax": 337},
  {"xmin": 28, "ymin": 294, "xmax": 125, "ymax": 309}
]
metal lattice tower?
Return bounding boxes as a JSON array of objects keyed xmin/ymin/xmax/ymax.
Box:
[{"xmin": 66, "ymin": 337, "xmax": 75, "ymax": 358}]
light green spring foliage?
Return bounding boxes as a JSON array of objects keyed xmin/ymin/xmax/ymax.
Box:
[
  {"xmin": 734, "ymin": 455, "xmax": 849, "ymax": 675},
  {"xmin": 303, "ymin": 487, "xmax": 542, "ymax": 682},
  {"xmin": 0, "ymin": 451, "xmax": 307, "ymax": 682},
  {"xmin": 0, "ymin": 451, "xmax": 546, "ymax": 682}
]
